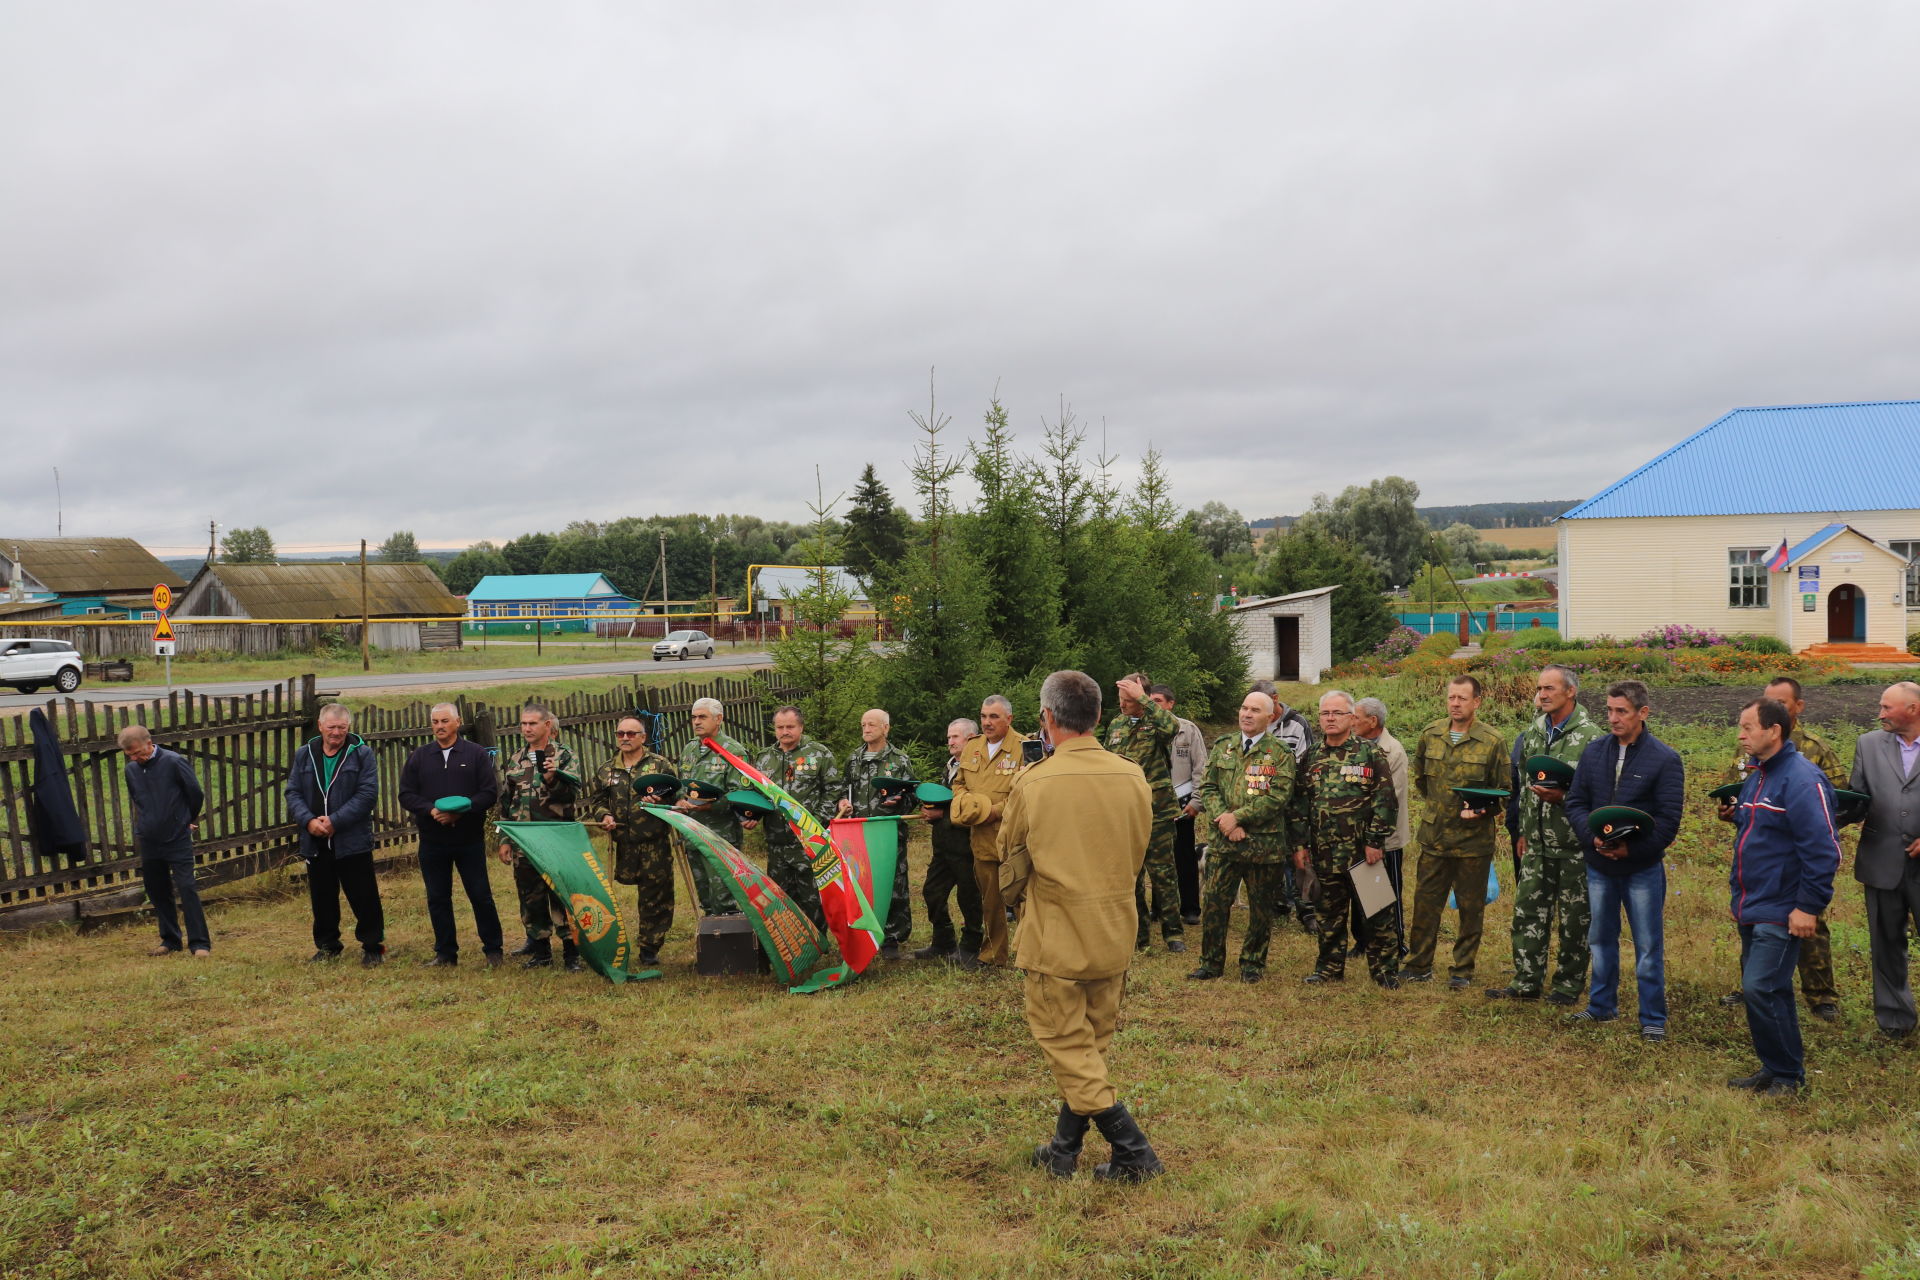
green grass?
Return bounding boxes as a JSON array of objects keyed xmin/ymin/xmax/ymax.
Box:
[
  {"xmin": 103, "ymin": 638, "xmax": 764, "ymax": 685},
  {"xmin": 6, "ymin": 728, "xmax": 1920, "ymax": 1278}
]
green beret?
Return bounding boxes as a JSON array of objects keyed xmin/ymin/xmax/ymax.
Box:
[
  {"xmin": 1835, "ymin": 789, "xmax": 1872, "ymax": 825},
  {"xmin": 873, "ymin": 776, "xmax": 917, "ymax": 808},
  {"xmin": 916, "ymin": 782, "xmax": 955, "ymax": 806},
  {"xmin": 433, "ymin": 795, "xmax": 472, "ymax": 814},
  {"xmin": 1452, "ymin": 786, "xmax": 1510, "ymax": 811},
  {"xmin": 1707, "ymin": 782, "xmax": 1744, "ymax": 804},
  {"xmin": 726, "ymin": 788, "xmax": 779, "ymax": 815},
  {"xmin": 683, "ymin": 779, "xmax": 727, "ymax": 802},
  {"xmin": 1524, "ymin": 755, "xmax": 1575, "ymax": 790},
  {"xmin": 631, "ymin": 773, "xmax": 679, "ymax": 804},
  {"xmin": 1589, "ymin": 805, "xmax": 1653, "ymax": 844}
]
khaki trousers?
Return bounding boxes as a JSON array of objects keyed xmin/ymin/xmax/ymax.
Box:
[
  {"xmin": 1024, "ymin": 970, "xmax": 1124, "ymax": 1115},
  {"xmin": 1405, "ymin": 849, "xmax": 1495, "ymax": 979},
  {"xmin": 975, "ymin": 858, "xmax": 1010, "ymax": 965}
]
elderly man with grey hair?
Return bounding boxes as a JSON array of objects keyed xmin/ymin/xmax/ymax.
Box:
[
  {"xmin": 1351, "ymin": 696, "xmax": 1410, "ymax": 958},
  {"xmin": 673, "ymin": 695, "xmax": 755, "ymax": 916},
  {"xmin": 1847, "ymin": 681, "xmax": 1920, "ymax": 1040},
  {"xmin": 399, "ymin": 702, "xmax": 503, "ymax": 965},
  {"xmin": 286, "ymin": 702, "xmax": 384, "ymax": 965},
  {"xmin": 120, "ymin": 723, "xmax": 209, "ymax": 957},
  {"xmin": 919, "ymin": 716, "xmax": 986, "ymax": 965},
  {"xmin": 840, "ymin": 707, "xmax": 917, "ymax": 954},
  {"xmin": 951, "ymin": 693, "xmax": 1031, "ymax": 966}
]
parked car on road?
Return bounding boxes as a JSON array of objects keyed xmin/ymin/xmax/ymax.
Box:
[
  {"xmin": 652, "ymin": 630, "xmax": 716, "ymax": 661},
  {"xmin": 0, "ymin": 639, "xmax": 85, "ymax": 694}
]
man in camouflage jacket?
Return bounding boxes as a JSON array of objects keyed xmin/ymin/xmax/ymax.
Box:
[
  {"xmin": 674, "ymin": 697, "xmax": 756, "ymax": 916},
  {"xmin": 1403, "ymin": 675, "xmax": 1513, "ymax": 987},
  {"xmin": 1105, "ymin": 674, "xmax": 1185, "ymax": 951},
  {"xmin": 753, "ymin": 705, "xmax": 841, "ymax": 931},
  {"xmin": 1489, "ymin": 665, "xmax": 1604, "ymax": 1004},
  {"xmin": 495, "ymin": 703, "xmax": 582, "ymax": 970},
  {"xmin": 1291, "ymin": 691, "xmax": 1398, "ymax": 986},
  {"xmin": 1716, "ymin": 676, "xmax": 1849, "ymax": 1020},
  {"xmin": 585, "ymin": 714, "xmax": 679, "ymax": 964},
  {"xmin": 839, "ymin": 707, "xmax": 917, "ymax": 955},
  {"xmin": 1188, "ymin": 690, "xmax": 1296, "ymax": 983}
]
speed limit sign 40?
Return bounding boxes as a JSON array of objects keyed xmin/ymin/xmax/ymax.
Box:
[{"xmin": 152, "ymin": 583, "xmax": 173, "ymax": 613}]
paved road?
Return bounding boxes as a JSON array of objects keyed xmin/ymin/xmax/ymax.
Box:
[{"xmin": 0, "ymin": 650, "xmax": 773, "ymax": 708}]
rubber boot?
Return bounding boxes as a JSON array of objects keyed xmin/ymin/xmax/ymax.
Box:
[
  {"xmin": 1031, "ymin": 1103, "xmax": 1090, "ymax": 1178},
  {"xmin": 562, "ymin": 937, "xmax": 585, "ymax": 973},
  {"xmin": 520, "ymin": 937, "xmax": 554, "ymax": 969},
  {"xmin": 1091, "ymin": 1103, "xmax": 1165, "ymax": 1183}
]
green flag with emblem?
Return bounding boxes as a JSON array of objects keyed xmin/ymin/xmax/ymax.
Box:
[{"xmin": 494, "ymin": 821, "xmax": 654, "ymax": 983}]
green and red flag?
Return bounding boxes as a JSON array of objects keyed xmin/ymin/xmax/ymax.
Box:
[
  {"xmin": 702, "ymin": 736, "xmax": 885, "ymax": 985},
  {"xmin": 495, "ymin": 821, "xmax": 648, "ymax": 983},
  {"xmin": 643, "ymin": 805, "xmax": 829, "ymax": 987}
]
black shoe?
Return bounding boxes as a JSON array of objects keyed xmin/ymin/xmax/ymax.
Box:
[
  {"xmin": 1810, "ymin": 1002, "xmax": 1839, "ymax": 1023},
  {"xmin": 1545, "ymin": 992, "xmax": 1578, "ymax": 1006},
  {"xmin": 1181, "ymin": 913, "xmax": 1201, "ymax": 927},
  {"xmin": 638, "ymin": 952, "xmax": 660, "ymax": 967},
  {"xmin": 419, "ymin": 955, "xmax": 457, "ymax": 968},
  {"xmin": 564, "ymin": 955, "xmax": 586, "ymax": 973},
  {"xmin": 483, "ymin": 952, "xmax": 504, "ymax": 968},
  {"xmin": 1880, "ymin": 1026, "xmax": 1914, "ymax": 1041},
  {"xmin": 1297, "ymin": 914, "xmax": 1319, "ymax": 935},
  {"xmin": 1761, "ymin": 1079, "xmax": 1803, "ymax": 1098},
  {"xmin": 1485, "ymin": 986, "xmax": 1540, "ymax": 1001},
  {"xmin": 1090, "ymin": 1103, "xmax": 1164, "ymax": 1182},
  {"xmin": 880, "ymin": 943, "xmax": 903, "ymax": 960},
  {"xmin": 913, "ymin": 943, "xmax": 954, "ymax": 961},
  {"xmin": 1032, "ymin": 1103, "xmax": 1090, "ymax": 1179},
  {"xmin": 1640, "ymin": 1025, "xmax": 1666, "ymax": 1043},
  {"xmin": 950, "ymin": 952, "xmax": 983, "ymax": 972},
  {"xmin": 1164, "ymin": 938, "xmax": 1187, "ymax": 954},
  {"xmin": 361, "ymin": 950, "xmax": 385, "ymax": 968},
  {"xmin": 1303, "ymin": 971, "xmax": 1343, "ymax": 985},
  {"xmin": 509, "ymin": 939, "xmax": 541, "ymax": 958},
  {"xmin": 1398, "ymin": 969, "xmax": 1433, "ymax": 983},
  {"xmin": 1135, "ymin": 937, "xmax": 1150, "ymax": 951},
  {"xmin": 1727, "ymin": 1069, "xmax": 1775, "ymax": 1090},
  {"xmin": 1374, "ymin": 975, "xmax": 1400, "ymax": 990},
  {"xmin": 521, "ymin": 940, "xmax": 554, "ymax": 969},
  {"xmin": 1447, "ymin": 976, "xmax": 1472, "ymax": 990},
  {"xmin": 1240, "ymin": 969, "xmax": 1263, "ymax": 984},
  {"xmin": 1348, "ymin": 942, "xmax": 1367, "ymax": 958},
  {"xmin": 1186, "ymin": 967, "xmax": 1220, "ymax": 981},
  {"xmin": 308, "ymin": 949, "xmax": 343, "ymax": 963},
  {"xmin": 561, "ymin": 940, "xmax": 584, "ymax": 973},
  {"xmin": 1719, "ymin": 990, "xmax": 1747, "ymax": 1007}
]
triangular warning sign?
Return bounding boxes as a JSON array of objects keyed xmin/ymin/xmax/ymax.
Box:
[{"xmin": 152, "ymin": 614, "xmax": 174, "ymax": 641}]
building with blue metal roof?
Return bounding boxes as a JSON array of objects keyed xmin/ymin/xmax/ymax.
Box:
[
  {"xmin": 464, "ymin": 573, "xmax": 637, "ymax": 630},
  {"xmin": 1557, "ymin": 401, "xmax": 1919, "ymax": 657}
]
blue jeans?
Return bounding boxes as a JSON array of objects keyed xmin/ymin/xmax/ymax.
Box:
[
  {"xmin": 1740, "ymin": 922, "xmax": 1805, "ymax": 1083},
  {"xmin": 1586, "ymin": 863, "xmax": 1666, "ymax": 1028}
]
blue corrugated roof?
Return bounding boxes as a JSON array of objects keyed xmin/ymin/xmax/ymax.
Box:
[
  {"xmin": 466, "ymin": 573, "xmax": 620, "ymax": 601},
  {"xmin": 1560, "ymin": 400, "xmax": 1920, "ymax": 519},
  {"xmin": 1786, "ymin": 523, "xmax": 1848, "ymax": 563}
]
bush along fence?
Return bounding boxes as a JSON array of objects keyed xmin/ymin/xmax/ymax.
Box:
[{"xmin": 0, "ymin": 671, "xmax": 793, "ymax": 930}]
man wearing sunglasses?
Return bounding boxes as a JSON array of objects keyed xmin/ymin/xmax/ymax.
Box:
[{"xmin": 586, "ymin": 715, "xmax": 680, "ymax": 966}]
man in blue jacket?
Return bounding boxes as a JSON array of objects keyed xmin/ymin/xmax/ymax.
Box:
[
  {"xmin": 1726, "ymin": 697, "xmax": 1842, "ymax": 1096},
  {"xmin": 120, "ymin": 723, "xmax": 209, "ymax": 956},
  {"xmin": 286, "ymin": 703, "xmax": 385, "ymax": 966},
  {"xmin": 1562, "ymin": 680, "xmax": 1685, "ymax": 1041}
]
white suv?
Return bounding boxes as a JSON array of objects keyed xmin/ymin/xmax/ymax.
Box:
[
  {"xmin": 0, "ymin": 639, "xmax": 85, "ymax": 694},
  {"xmin": 652, "ymin": 629, "xmax": 716, "ymax": 661}
]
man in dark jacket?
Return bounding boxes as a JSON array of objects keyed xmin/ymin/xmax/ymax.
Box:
[
  {"xmin": 1562, "ymin": 680, "xmax": 1684, "ymax": 1041},
  {"xmin": 119, "ymin": 724, "xmax": 209, "ymax": 956},
  {"xmin": 1726, "ymin": 697, "xmax": 1842, "ymax": 1095},
  {"xmin": 398, "ymin": 702, "xmax": 503, "ymax": 967},
  {"xmin": 286, "ymin": 703, "xmax": 384, "ymax": 966}
]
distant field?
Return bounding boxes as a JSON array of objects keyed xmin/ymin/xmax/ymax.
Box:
[{"xmin": 1472, "ymin": 525, "xmax": 1558, "ymax": 551}]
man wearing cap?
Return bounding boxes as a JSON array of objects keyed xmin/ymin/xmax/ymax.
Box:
[
  {"xmin": 1846, "ymin": 681, "xmax": 1920, "ymax": 1042},
  {"xmin": 1290, "ymin": 690, "xmax": 1398, "ymax": 987},
  {"xmin": 1189, "ymin": 690, "xmax": 1295, "ymax": 983},
  {"xmin": 1402, "ymin": 675, "xmax": 1513, "ymax": 989},
  {"xmin": 918, "ymin": 718, "xmax": 986, "ymax": 966},
  {"xmin": 675, "ymin": 697, "xmax": 755, "ymax": 916},
  {"xmin": 496, "ymin": 704, "xmax": 584, "ymax": 971},
  {"xmin": 1562, "ymin": 680, "xmax": 1685, "ymax": 1040},
  {"xmin": 1489, "ymin": 665, "xmax": 1604, "ymax": 1005},
  {"xmin": 753, "ymin": 706, "xmax": 840, "ymax": 933},
  {"xmin": 1724, "ymin": 697, "xmax": 1842, "ymax": 1095},
  {"xmin": 838, "ymin": 707, "xmax": 916, "ymax": 957},
  {"xmin": 398, "ymin": 703, "xmax": 503, "ymax": 967},
  {"xmin": 1104, "ymin": 673, "xmax": 1186, "ymax": 953},
  {"xmin": 1149, "ymin": 685, "xmax": 1209, "ymax": 926},
  {"xmin": 585, "ymin": 715, "xmax": 679, "ymax": 967},
  {"xmin": 951, "ymin": 694, "xmax": 1030, "ymax": 966},
  {"xmin": 1715, "ymin": 676, "xmax": 1847, "ymax": 1022}
]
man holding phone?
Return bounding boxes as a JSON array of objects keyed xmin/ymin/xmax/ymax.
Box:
[
  {"xmin": 950, "ymin": 694, "xmax": 1031, "ymax": 967},
  {"xmin": 496, "ymin": 704, "xmax": 582, "ymax": 970}
]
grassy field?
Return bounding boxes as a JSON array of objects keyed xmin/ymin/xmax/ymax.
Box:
[
  {"xmin": 5, "ymin": 713, "xmax": 1919, "ymax": 1278},
  {"xmin": 97, "ymin": 638, "xmax": 764, "ymax": 686}
]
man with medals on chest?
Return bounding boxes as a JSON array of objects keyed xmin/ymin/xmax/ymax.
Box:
[{"xmin": 1188, "ymin": 690, "xmax": 1297, "ymax": 983}]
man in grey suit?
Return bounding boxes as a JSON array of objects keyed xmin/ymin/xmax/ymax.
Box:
[{"xmin": 1848, "ymin": 681, "xmax": 1920, "ymax": 1040}]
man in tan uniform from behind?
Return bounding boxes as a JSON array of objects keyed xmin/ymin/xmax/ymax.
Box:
[{"xmin": 1001, "ymin": 670, "xmax": 1161, "ymax": 1182}]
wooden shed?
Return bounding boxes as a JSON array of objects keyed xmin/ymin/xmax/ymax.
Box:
[{"xmin": 176, "ymin": 563, "xmax": 465, "ymax": 651}]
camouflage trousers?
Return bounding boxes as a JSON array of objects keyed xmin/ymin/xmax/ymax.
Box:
[
  {"xmin": 511, "ymin": 855, "xmax": 568, "ymax": 941},
  {"xmin": 1135, "ymin": 812, "xmax": 1183, "ymax": 944},
  {"xmin": 767, "ymin": 839, "xmax": 826, "ymax": 933},
  {"xmin": 612, "ymin": 838, "xmax": 675, "ymax": 957},
  {"xmin": 1311, "ymin": 847, "xmax": 1397, "ymax": 982},
  {"xmin": 1260, "ymin": 851, "xmax": 1308, "ymax": 924},
  {"xmin": 1197, "ymin": 855, "xmax": 1285, "ymax": 977},
  {"xmin": 1509, "ymin": 852, "xmax": 1591, "ymax": 999},
  {"xmin": 1405, "ymin": 850, "xmax": 1494, "ymax": 980}
]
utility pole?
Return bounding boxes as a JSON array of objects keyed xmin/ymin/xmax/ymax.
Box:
[
  {"xmin": 52, "ymin": 468, "xmax": 61, "ymax": 536},
  {"xmin": 208, "ymin": 520, "xmax": 217, "ymax": 567},
  {"xmin": 658, "ymin": 530, "xmax": 669, "ymax": 638},
  {"xmin": 709, "ymin": 540, "xmax": 718, "ymax": 640},
  {"xmin": 359, "ymin": 539, "xmax": 371, "ymax": 671}
]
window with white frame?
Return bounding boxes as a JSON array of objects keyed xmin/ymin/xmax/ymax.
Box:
[
  {"xmin": 1728, "ymin": 548, "xmax": 1770, "ymax": 608},
  {"xmin": 1892, "ymin": 540, "xmax": 1920, "ymax": 608}
]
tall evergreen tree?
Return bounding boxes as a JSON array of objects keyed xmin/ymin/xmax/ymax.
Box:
[
  {"xmin": 959, "ymin": 396, "xmax": 1064, "ymax": 681},
  {"xmin": 764, "ymin": 472, "xmax": 877, "ymax": 753},
  {"xmin": 1255, "ymin": 527, "xmax": 1398, "ymax": 663},
  {"xmin": 842, "ymin": 464, "xmax": 909, "ymax": 584}
]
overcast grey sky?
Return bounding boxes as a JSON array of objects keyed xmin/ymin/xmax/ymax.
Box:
[{"xmin": 4, "ymin": 2, "xmax": 1917, "ymax": 554}]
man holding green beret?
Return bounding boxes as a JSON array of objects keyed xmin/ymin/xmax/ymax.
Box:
[
  {"xmin": 838, "ymin": 707, "xmax": 917, "ymax": 958},
  {"xmin": 585, "ymin": 715, "xmax": 679, "ymax": 967},
  {"xmin": 496, "ymin": 703, "xmax": 583, "ymax": 971},
  {"xmin": 1489, "ymin": 664, "xmax": 1604, "ymax": 1005}
]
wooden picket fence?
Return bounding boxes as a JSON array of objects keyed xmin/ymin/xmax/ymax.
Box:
[{"xmin": 0, "ymin": 671, "xmax": 792, "ymax": 929}]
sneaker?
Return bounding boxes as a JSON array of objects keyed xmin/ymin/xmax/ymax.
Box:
[
  {"xmin": 419, "ymin": 955, "xmax": 457, "ymax": 968},
  {"xmin": 1727, "ymin": 1069, "xmax": 1774, "ymax": 1090},
  {"xmin": 1545, "ymin": 992, "xmax": 1579, "ymax": 1006},
  {"xmin": 1640, "ymin": 1025, "xmax": 1666, "ymax": 1043},
  {"xmin": 1398, "ymin": 969, "xmax": 1434, "ymax": 983},
  {"xmin": 1810, "ymin": 1002, "xmax": 1839, "ymax": 1023},
  {"xmin": 483, "ymin": 952, "xmax": 504, "ymax": 968},
  {"xmin": 308, "ymin": 949, "xmax": 342, "ymax": 963},
  {"xmin": 1185, "ymin": 967, "xmax": 1220, "ymax": 981},
  {"xmin": 360, "ymin": 950, "xmax": 385, "ymax": 968},
  {"xmin": 1760, "ymin": 1079, "xmax": 1802, "ymax": 1098},
  {"xmin": 1485, "ymin": 986, "xmax": 1541, "ymax": 1001},
  {"xmin": 1564, "ymin": 1008, "xmax": 1617, "ymax": 1025},
  {"xmin": 1165, "ymin": 938, "xmax": 1187, "ymax": 953},
  {"xmin": 1447, "ymin": 976, "xmax": 1472, "ymax": 991},
  {"xmin": 1719, "ymin": 990, "xmax": 1747, "ymax": 1007}
]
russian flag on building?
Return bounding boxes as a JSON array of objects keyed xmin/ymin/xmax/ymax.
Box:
[{"xmin": 1765, "ymin": 538, "xmax": 1790, "ymax": 572}]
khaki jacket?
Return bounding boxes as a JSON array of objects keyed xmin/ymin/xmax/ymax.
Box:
[
  {"xmin": 998, "ymin": 736, "xmax": 1152, "ymax": 981},
  {"xmin": 950, "ymin": 730, "xmax": 1030, "ymax": 864}
]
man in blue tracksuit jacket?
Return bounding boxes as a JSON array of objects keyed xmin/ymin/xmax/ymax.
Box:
[
  {"xmin": 1726, "ymin": 697, "xmax": 1842, "ymax": 1096},
  {"xmin": 286, "ymin": 703, "xmax": 384, "ymax": 965}
]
